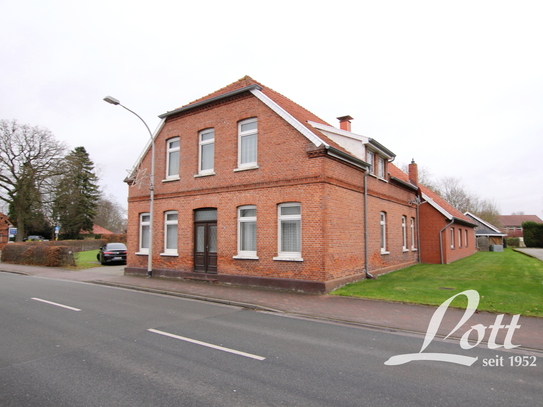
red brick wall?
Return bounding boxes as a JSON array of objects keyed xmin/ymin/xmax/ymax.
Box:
[{"xmin": 418, "ymin": 203, "xmax": 476, "ymax": 264}]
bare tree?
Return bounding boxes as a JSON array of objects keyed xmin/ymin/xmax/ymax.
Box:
[
  {"xmin": 0, "ymin": 120, "xmax": 67, "ymax": 240},
  {"xmin": 94, "ymin": 194, "xmax": 127, "ymax": 233}
]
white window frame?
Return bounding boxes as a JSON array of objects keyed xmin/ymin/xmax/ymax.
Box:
[
  {"xmin": 237, "ymin": 118, "xmax": 258, "ymax": 170},
  {"xmin": 166, "ymin": 137, "xmax": 180, "ymax": 180},
  {"xmin": 198, "ymin": 128, "xmax": 215, "ymax": 176},
  {"xmin": 465, "ymin": 229, "xmax": 469, "ymax": 247},
  {"xmin": 274, "ymin": 202, "xmax": 302, "ymax": 261},
  {"xmin": 162, "ymin": 210, "xmax": 178, "ymax": 255},
  {"xmin": 139, "ymin": 213, "xmax": 150, "ymax": 254},
  {"xmin": 366, "ymin": 150, "xmax": 375, "ymax": 174},
  {"xmin": 451, "ymin": 227, "xmax": 455, "ymax": 249},
  {"xmin": 235, "ymin": 205, "xmax": 258, "ymax": 259},
  {"xmin": 380, "ymin": 212, "xmax": 388, "ymax": 254},
  {"xmin": 411, "ymin": 217, "xmax": 417, "ymax": 250},
  {"xmin": 458, "ymin": 228, "xmax": 463, "ymax": 248},
  {"xmin": 402, "ymin": 216, "xmax": 408, "ymax": 251},
  {"xmin": 377, "ymin": 156, "xmax": 385, "ymax": 178}
]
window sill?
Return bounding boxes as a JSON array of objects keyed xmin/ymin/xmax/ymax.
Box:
[
  {"xmin": 135, "ymin": 251, "xmax": 149, "ymax": 256},
  {"xmin": 194, "ymin": 172, "xmax": 216, "ymax": 178},
  {"xmin": 273, "ymin": 256, "xmax": 303, "ymax": 262},
  {"xmin": 233, "ymin": 255, "xmax": 259, "ymax": 260},
  {"xmin": 380, "ymin": 251, "xmax": 390, "ymax": 255},
  {"xmin": 160, "ymin": 252, "xmax": 178, "ymax": 257},
  {"xmin": 234, "ymin": 165, "xmax": 259, "ymax": 172},
  {"xmin": 411, "ymin": 248, "xmax": 418, "ymax": 252},
  {"xmin": 162, "ymin": 177, "xmax": 180, "ymax": 183},
  {"xmin": 402, "ymin": 249, "xmax": 410, "ymax": 253}
]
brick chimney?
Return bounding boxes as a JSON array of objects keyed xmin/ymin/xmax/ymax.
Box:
[
  {"xmin": 408, "ymin": 159, "xmax": 418, "ymax": 186},
  {"xmin": 337, "ymin": 115, "xmax": 353, "ymax": 132}
]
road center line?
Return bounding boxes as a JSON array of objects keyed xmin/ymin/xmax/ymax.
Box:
[
  {"xmin": 31, "ymin": 297, "xmax": 81, "ymax": 311},
  {"xmin": 147, "ymin": 328, "xmax": 265, "ymax": 361}
]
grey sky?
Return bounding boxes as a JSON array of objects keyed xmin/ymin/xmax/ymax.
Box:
[{"xmin": 1, "ymin": 0, "xmax": 542, "ymax": 216}]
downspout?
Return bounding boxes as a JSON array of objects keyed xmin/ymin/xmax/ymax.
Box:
[
  {"xmin": 364, "ymin": 171, "xmax": 374, "ymax": 278},
  {"xmin": 439, "ymin": 219, "xmax": 455, "ymax": 265}
]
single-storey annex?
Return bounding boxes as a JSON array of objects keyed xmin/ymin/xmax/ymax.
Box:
[{"xmin": 123, "ymin": 76, "xmax": 476, "ymax": 292}]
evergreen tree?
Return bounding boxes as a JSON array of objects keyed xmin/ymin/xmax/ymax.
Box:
[{"xmin": 53, "ymin": 147, "xmax": 100, "ymax": 239}]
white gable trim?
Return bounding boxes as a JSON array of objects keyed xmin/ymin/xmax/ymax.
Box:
[
  {"xmin": 422, "ymin": 192, "xmax": 453, "ymax": 220},
  {"xmin": 250, "ymin": 89, "xmax": 327, "ymax": 148},
  {"xmin": 465, "ymin": 211, "xmax": 503, "ymax": 233},
  {"xmin": 308, "ymin": 120, "xmax": 369, "ymax": 142}
]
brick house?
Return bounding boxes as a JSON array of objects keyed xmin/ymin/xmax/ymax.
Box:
[
  {"xmin": 0, "ymin": 212, "xmax": 12, "ymax": 248},
  {"xmin": 500, "ymin": 215, "xmax": 543, "ymax": 239},
  {"xmin": 124, "ymin": 76, "xmax": 474, "ymax": 292}
]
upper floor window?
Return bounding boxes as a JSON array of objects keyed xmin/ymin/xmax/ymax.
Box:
[
  {"xmin": 277, "ymin": 203, "xmax": 302, "ymax": 259},
  {"xmin": 139, "ymin": 213, "xmax": 150, "ymax": 254},
  {"xmin": 380, "ymin": 212, "xmax": 387, "ymax": 254},
  {"xmin": 366, "ymin": 150, "xmax": 375, "ymax": 174},
  {"xmin": 377, "ymin": 156, "xmax": 385, "ymax": 178},
  {"xmin": 163, "ymin": 211, "xmax": 178, "ymax": 255},
  {"xmin": 238, "ymin": 118, "xmax": 258, "ymax": 169},
  {"xmin": 198, "ymin": 129, "xmax": 214, "ymax": 175},
  {"xmin": 166, "ymin": 137, "xmax": 180, "ymax": 179},
  {"xmin": 237, "ymin": 205, "xmax": 257, "ymax": 257}
]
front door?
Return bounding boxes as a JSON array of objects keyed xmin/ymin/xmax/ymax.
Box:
[{"xmin": 194, "ymin": 209, "xmax": 217, "ymax": 273}]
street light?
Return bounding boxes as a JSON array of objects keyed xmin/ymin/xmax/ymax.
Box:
[{"xmin": 103, "ymin": 96, "xmax": 155, "ymax": 277}]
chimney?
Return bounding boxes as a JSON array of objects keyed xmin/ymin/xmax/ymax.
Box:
[
  {"xmin": 409, "ymin": 159, "xmax": 418, "ymax": 186},
  {"xmin": 337, "ymin": 115, "xmax": 353, "ymax": 132}
]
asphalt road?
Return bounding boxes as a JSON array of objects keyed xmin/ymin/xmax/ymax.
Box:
[{"xmin": 1, "ymin": 273, "xmax": 541, "ymax": 406}]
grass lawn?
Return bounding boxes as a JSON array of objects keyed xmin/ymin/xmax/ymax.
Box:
[
  {"xmin": 72, "ymin": 249, "xmax": 102, "ymax": 269},
  {"xmin": 331, "ymin": 249, "xmax": 543, "ymax": 317}
]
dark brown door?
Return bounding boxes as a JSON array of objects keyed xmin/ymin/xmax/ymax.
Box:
[{"xmin": 194, "ymin": 209, "xmax": 217, "ymax": 273}]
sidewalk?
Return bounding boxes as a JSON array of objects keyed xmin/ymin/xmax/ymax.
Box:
[{"xmin": 1, "ymin": 261, "xmax": 542, "ymax": 352}]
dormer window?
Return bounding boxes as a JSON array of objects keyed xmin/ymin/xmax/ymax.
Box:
[
  {"xmin": 366, "ymin": 150, "xmax": 375, "ymax": 174},
  {"xmin": 377, "ymin": 156, "xmax": 385, "ymax": 178}
]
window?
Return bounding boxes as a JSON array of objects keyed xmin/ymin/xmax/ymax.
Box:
[
  {"xmin": 367, "ymin": 150, "xmax": 375, "ymax": 174},
  {"xmin": 380, "ymin": 212, "xmax": 388, "ymax": 254},
  {"xmin": 236, "ymin": 205, "xmax": 257, "ymax": 258},
  {"xmin": 450, "ymin": 228, "xmax": 455, "ymax": 249},
  {"xmin": 411, "ymin": 217, "xmax": 417, "ymax": 250},
  {"xmin": 166, "ymin": 137, "xmax": 180, "ymax": 179},
  {"xmin": 377, "ymin": 157, "xmax": 385, "ymax": 178},
  {"xmin": 139, "ymin": 213, "xmax": 150, "ymax": 253},
  {"xmin": 465, "ymin": 230, "xmax": 469, "ymax": 247},
  {"xmin": 198, "ymin": 129, "xmax": 214, "ymax": 175},
  {"xmin": 402, "ymin": 216, "xmax": 408, "ymax": 251},
  {"xmin": 276, "ymin": 203, "xmax": 302, "ymax": 260},
  {"xmin": 458, "ymin": 228, "xmax": 463, "ymax": 248},
  {"xmin": 238, "ymin": 118, "xmax": 258, "ymax": 169},
  {"xmin": 163, "ymin": 211, "xmax": 178, "ymax": 255}
]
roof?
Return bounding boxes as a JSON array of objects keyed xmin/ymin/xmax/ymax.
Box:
[
  {"xmin": 80, "ymin": 224, "xmax": 114, "ymax": 235},
  {"xmin": 388, "ymin": 164, "xmax": 477, "ymax": 227},
  {"xmin": 500, "ymin": 215, "xmax": 543, "ymax": 226},
  {"xmin": 464, "ymin": 212, "xmax": 506, "ymax": 236}
]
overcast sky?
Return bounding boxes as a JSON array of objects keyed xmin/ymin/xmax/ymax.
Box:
[{"xmin": 2, "ymin": 0, "xmax": 542, "ymax": 217}]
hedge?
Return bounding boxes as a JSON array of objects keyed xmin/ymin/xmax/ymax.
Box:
[
  {"xmin": 522, "ymin": 221, "xmax": 543, "ymax": 248},
  {"xmin": 2, "ymin": 243, "xmax": 76, "ymax": 267}
]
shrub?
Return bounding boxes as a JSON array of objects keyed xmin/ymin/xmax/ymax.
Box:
[
  {"xmin": 1, "ymin": 243, "xmax": 75, "ymax": 267},
  {"xmin": 101, "ymin": 234, "xmax": 127, "ymax": 244},
  {"xmin": 506, "ymin": 237, "xmax": 520, "ymax": 247},
  {"xmin": 522, "ymin": 221, "xmax": 543, "ymax": 248}
]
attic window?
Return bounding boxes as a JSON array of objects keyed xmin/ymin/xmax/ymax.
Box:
[{"xmin": 377, "ymin": 157, "xmax": 385, "ymax": 178}]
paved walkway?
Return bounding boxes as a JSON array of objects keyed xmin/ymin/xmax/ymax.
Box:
[{"xmin": 1, "ymin": 260, "xmax": 542, "ymax": 352}]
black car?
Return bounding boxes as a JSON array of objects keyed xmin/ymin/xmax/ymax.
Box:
[{"xmin": 97, "ymin": 243, "xmax": 127, "ymax": 265}]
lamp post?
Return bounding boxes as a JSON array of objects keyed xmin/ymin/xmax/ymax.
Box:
[{"xmin": 103, "ymin": 96, "xmax": 155, "ymax": 277}]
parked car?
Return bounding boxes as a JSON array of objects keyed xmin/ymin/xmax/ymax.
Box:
[
  {"xmin": 97, "ymin": 243, "xmax": 127, "ymax": 265},
  {"xmin": 23, "ymin": 235, "xmax": 45, "ymax": 241}
]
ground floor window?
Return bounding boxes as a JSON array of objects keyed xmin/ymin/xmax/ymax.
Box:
[
  {"xmin": 380, "ymin": 212, "xmax": 387, "ymax": 254},
  {"xmin": 277, "ymin": 203, "xmax": 301, "ymax": 259},
  {"xmin": 139, "ymin": 213, "xmax": 150, "ymax": 253},
  {"xmin": 237, "ymin": 205, "xmax": 257, "ymax": 257},
  {"xmin": 411, "ymin": 217, "xmax": 417, "ymax": 250},
  {"xmin": 164, "ymin": 211, "xmax": 178, "ymax": 255}
]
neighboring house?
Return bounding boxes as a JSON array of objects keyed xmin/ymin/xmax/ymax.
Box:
[
  {"xmin": 500, "ymin": 215, "xmax": 543, "ymax": 238},
  {"xmin": 0, "ymin": 213, "xmax": 12, "ymax": 248},
  {"xmin": 390, "ymin": 161, "xmax": 478, "ymax": 264},
  {"xmin": 124, "ymin": 76, "xmax": 474, "ymax": 292},
  {"xmin": 464, "ymin": 212, "xmax": 506, "ymax": 251},
  {"xmin": 80, "ymin": 224, "xmax": 114, "ymax": 237}
]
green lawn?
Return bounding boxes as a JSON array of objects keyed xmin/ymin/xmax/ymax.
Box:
[
  {"xmin": 331, "ymin": 249, "xmax": 543, "ymax": 317},
  {"xmin": 73, "ymin": 250, "xmax": 102, "ymax": 269}
]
